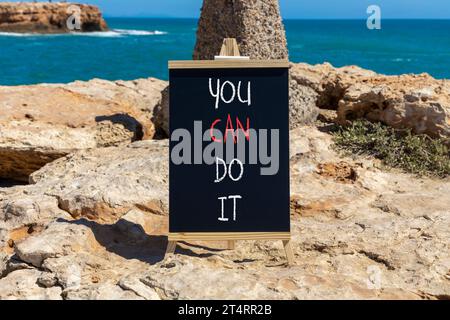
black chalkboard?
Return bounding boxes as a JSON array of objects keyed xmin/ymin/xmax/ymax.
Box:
[{"xmin": 169, "ymin": 61, "xmax": 290, "ymax": 235}]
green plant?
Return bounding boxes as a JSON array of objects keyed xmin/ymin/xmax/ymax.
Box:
[{"xmin": 332, "ymin": 120, "xmax": 450, "ymax": 177}]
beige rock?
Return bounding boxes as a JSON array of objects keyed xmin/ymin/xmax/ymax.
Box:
[
  {"xmin": 153, "ymin": 0, "xmax": 318, "ymax": 137},
  {"xmin": 0, "ymin": 77, "xmax": 167, "ymax": 181},
  {"xmin": 29, "ymin": 140, "xmax": 169, "ymax": 222},
  {"xmin": 289, "ymin": 79, "xmax": 320, "ymax": 128},
  {"xmin": 64, "ymin": 283, "xmax": 143, "ymax": 300},
  {"xmin": 37, "ymin": 272, "xmax": 59, "ymax": 288},
  {"xmin": 0, "ymin": 252, "xmax": 8, "ymax": 277},
  {"xmin": 0, "ymin": 124, "xmax": 448, "ymax": 300},
  {"xmin": 290, "ymin": 62, "xmax": 450, "ymax": 140},
  {"xmin": 0, "ymin": 269, "xmax": 62, "ymax": 300},
  {"xmin": 119, "ymin": 275, "xmax": 161, "ymax": 300},
  {"xmin": 0, "ymin": 2, "xmax": 108, "ymax": 33},
  {"xmin": 339, "ymin": 74, "xmax": 450, "ymax": 140},
  {"xmin": 15, "ymin": 220, "xmax": 98, "ymax": 267},
  {"xmin": 193, "ymin": 0, "xmax": 288, "ymax": 60}
]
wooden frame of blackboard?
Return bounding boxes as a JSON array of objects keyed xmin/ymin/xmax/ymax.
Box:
[
  {"xmin": 169, "ymin": 60, "xmax": 289, "ymax": 70},
  {"xmin": 167, "ymin": 39, "xmax": 293, "ymax": 265}
]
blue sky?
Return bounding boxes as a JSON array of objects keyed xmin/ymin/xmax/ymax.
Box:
[{"xmin": 6, "ymin": 1, "xmax": 450, "ymax": 19}]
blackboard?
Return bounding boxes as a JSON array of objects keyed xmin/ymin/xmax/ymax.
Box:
[{"xmin": 169, "ymin": 60, "xmax": 290, "ymax": 237}]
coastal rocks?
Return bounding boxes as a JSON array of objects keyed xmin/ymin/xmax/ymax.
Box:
[
  {"xmin": 15, "ymin": 220, "xmax": 98, "ymax": 268},
  {"xmin": 64, "ymin": 283, "xmax": 143, "ymax": 300},
  {"xmin": 0, "ymin": 124, "xmax": 449, "ymax": 299},
  {"xmin": 193, "ymin": 0, "xmax": 288, "ymax": 60},
  {"xmin": 0, "ymin": 78, "xmax": 167, "ymax": 181},
  {"xmin": 289, "ymin": 79, "xmax": 320, "ymax": 128},
  {"xmin": 0, "ymin": 252, "xmax": 8, "ymax": 277},
  {"xmin": 339, "ymin": 73, "xmax": 450, "ymax": 140},
  {"xmin": 0, "ymin": 269, "xmax": 62, "ymax": 300},
  {"xmin": 189, "ymin": 0, "xmax": 319, "ymax": 131},
  {"xmin": 0, "ymin": 2, "xmax": 108, "ymax": 34},
  {"xmin": 29, "ymin": 139, "xmax": 169, "ymax": 222},
  {"xmin": 291, "ymin": 62, "xmax": 450, "ymax": 140}
]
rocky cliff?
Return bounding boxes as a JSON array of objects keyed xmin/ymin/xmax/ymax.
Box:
[
  {"xmin": 0, "ymin": 2, "xmax": 108, "ymax": 33},
  {"xmin": 0, "ymin": 64, "xmax": 449, "ymax": 299},
  {"xmin": 0, "ymin": 125, "xmax": 449, "ymax": 299},
  {"xmin": 1, "ymin": 63, "xmax": 449, "ymax": 183}
]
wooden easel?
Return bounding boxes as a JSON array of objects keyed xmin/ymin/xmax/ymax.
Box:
[{"xmin": 166, "ymin": 38, "xmax": 294, "ymax": 265}]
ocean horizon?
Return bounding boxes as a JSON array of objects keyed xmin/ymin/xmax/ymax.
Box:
[{"xmin": 0, "ymin": 18, "xmax": 449, "ymax": 85}]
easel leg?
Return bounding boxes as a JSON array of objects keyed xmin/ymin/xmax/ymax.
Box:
[
  {"xmin": 282, "ymin": 240, "xmax": 294, "ymax": 266},
  {"xmin": 166, "ymin": 241, "xmax": 177, "ymax": 255},
  {"xmin": 227, "ymin": 240, "xmax": 235, "ymax": 250}
]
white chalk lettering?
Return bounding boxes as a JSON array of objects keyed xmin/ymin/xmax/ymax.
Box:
[
  {"xmin": 215, "ymin": 157, "xmax": 227, "ymax": 183},
  {"xmin": 209, "ymin": 78, "xmax": 252, "ymax": 109},
  {"xmin": 218, "ymin": 196, "xmax": 228, "ymax": 222},
  {"xmin": 237, "ymin": 81, "xmax": 251, "ymax": 106},
  {"xmin": 217, "ymin": 195, "xmax": 243, "ymax": 222},
  {"xmin": 209, "ymin": 78, "xmax": 220, "ymax": 109},
  {"xmin": 228, "ymin": 158, "xmax": 244, "ymax": 181},
  {"xmin": 228, "ymin": 195, "xmax": 242, "ymax": 221},
  {"xmin": 220, "ymin": 80, "xmax": 236, "ymax": 104}
]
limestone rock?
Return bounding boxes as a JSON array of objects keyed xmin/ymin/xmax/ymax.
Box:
[
  {"xmin": 0, "ymin": 77, "xmax": 167, "ymax": 181},
  {"xmin": 152, "ymin": 86, "xmax": 170, "ymax": 138},
  {"xmin": 15, "ymin": 220, "xmax": 97, "ymax": 268},
  {"xmin": 0, "ymin": 269, "xmax": 62, "ymax": 300},
  {"xmin": 178, "ymin": 0, "xmax": 319, "ymax": 134},
  {"xmin": 119, "ymin": 275, "xmax": 161, "ymax": 300},
  {"xmin": 29, "ymin": 140, "xmax": 169, "ymax": 222},
  {"xmin": 0, "ymin": 2, "xmax": 108, "ymax": 34},
  {"xmin": 290, "ymin": 62, "xmax": 450, "ymax": 140},
  {"xmin": 193, "ymin": 0, "xmax": 288, "ymax": 60},
  {"xmin": 37, "ymin": 272, "xmax": 59, "ymax": 288},
  {"xmin": 0, "ymin": 185, "xmax": 71, "ymax": 251},
  {"xmin": 289, "ymin": 79, "xmax": 319, "ymax": 128},
  {"xmin": 339, "ymin": 74, "xmax": 450, "ymax": 140},
  {"xmin": 0, "ymin": 124, "xmax": 449, "ymax": 299},
  {"xmin": 0, "ymin": 252, "xmax": 8, "ymax": 277},
  {"xmin": 64, "ymin": 283, "xmax": 143, "ymax": 300}
]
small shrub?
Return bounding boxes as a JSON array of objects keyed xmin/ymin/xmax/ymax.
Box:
[{"xmin": 332, "ymin": 120, "xmax": 450, "ymax": 177}]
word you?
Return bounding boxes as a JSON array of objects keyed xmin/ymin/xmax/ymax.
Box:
[{"xmin": 209, "ymin": 78, "xmax": 251, "ymax": 109}]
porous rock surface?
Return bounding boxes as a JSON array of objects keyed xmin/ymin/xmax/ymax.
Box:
[
  {"xmin": 0, "ymin": 126, "xmax": 448, "ymax": 300},
  {"xmin": 0, "ymin": 2, "xmax": 108, "ymax": 33},
  {"xmin": 0, "ymin": 78, "xmax": 167, "ymax": 181},
  {"xmin": 291, "ymin": 62, "xmax": 450, "ymax": 141},
  {"xmin": 193, "ymin": 0, "xmax": 288, "ymax": 60}
]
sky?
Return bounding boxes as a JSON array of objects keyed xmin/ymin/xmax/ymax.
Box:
[{"xmin": 5, "ymin": 1, "xmax": 450, "ymax": 19}]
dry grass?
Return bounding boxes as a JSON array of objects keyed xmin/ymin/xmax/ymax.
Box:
[{"xmin": 332, "ymin": 120, "xmax": 450, "ymax": 178}]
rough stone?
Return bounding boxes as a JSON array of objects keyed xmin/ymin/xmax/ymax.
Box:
[
  {"xmin": 29, "ymin": 140, "xmax": 169, "ymax": 223},
  {"xmin": 0, "ymin": 124, "xmax": 447, "ymax": 299},
  {"xmin": 15, "ymin": 220, "xmax": 97, "ymax": 268},
  {"xmin": 0, "ymin": 252, "xmax": 8, "ymax": 277},
  {"xmin": 0, "ymin": 2, "xmax": 108, "ymax": 33},
  {"xmin": 0, "ymin": 77, "xmax": 167, "ymax": 181},
  {"xmin": 119, "ymin": 275, "xmax": 161, "ymax": 300},
  {"xmin": 0, "ymin": 269, "xmax": 62, "ymax": 300},
  {"xmin": 193, "ymin": 0, "xmax": 288, "ymax": 60},
  {"xmin": 63, "ymin": 283, "xmax": 143, "ymax": 300},
  {"xmin": 37, "ymin": 272, "xmax": 59, "ymax": 288},
  {"xmin": 290, "ymin": 62, "xmax": 450, "ymax": 140}
]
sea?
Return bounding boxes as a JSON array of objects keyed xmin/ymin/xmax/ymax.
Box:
[{"xmin": 0, "ymin": 18, "xmax": 449, "ymax": 85}]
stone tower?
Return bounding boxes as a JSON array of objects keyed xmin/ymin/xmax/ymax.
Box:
[
  {"xmin": 155, "ymin": 0, "xmax": 318, "ymax": 136},
  {"xmin": 193, "ymin": 0, "xmax": 288, "ymax": 60}
]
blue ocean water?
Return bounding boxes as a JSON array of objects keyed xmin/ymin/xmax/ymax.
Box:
[{"xmin": 0, "ymin": 18, "xmax": 449, "ymax": 85}]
